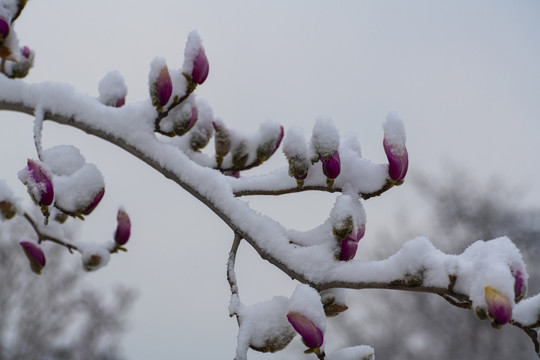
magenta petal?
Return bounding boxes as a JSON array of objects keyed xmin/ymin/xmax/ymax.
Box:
[
  {"xmin": 157, "ymin": 66, "xmax": 173, "ymax": 106},
  {"xmin": 339, "ymin": 238, "xmax": 359, "ymax": 261},
  {"xmin": 20, "ymin": 241, "xmax": 46, "ymax": 274},
  {"xmin": 192, "ymin": 49, "xmax": 209, "ymax": 84},
  {"xmin": 287, "ymin": 312, "xmax": 324, "ymax": 349},
  {"xmin": 114, "ymin": 209, "xmax": 131, "ymax": 246},
  {"xmin": 115, "ymin": 97, "xmax": 126, "ymax": 108},
  {"xmin": 27, "ymin": 159, "xmax": 54, "ymax": 206},
  {"xmin": 485, "ymin": 286, "xmax": 513, "ymax": 325},
  {"xmin": 0, "ymin": 17, "xmax": 9, "ymax": 39},
  {"xmin": 383, "ymin": 139, "xmax": 408, "ymax": 181},
  {"xmin": 320, "ymin": 152, "xmax": 341, "ymax": 179}
]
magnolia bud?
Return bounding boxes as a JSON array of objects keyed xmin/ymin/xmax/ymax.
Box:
[
  {"xmin": 0, "ymin": 16, "xmax": 9, "ymax": 41},
  {"xmin": 20, "ymin": 241, "xmax": 46, "ymax": 274},
  {"xmin": 484, "ymin": 286, "xmax": 512, "ymax": 326},
  {"xmin": 172, "ymin": 105, "xmax": 198, "ymax": 137},
  {"xmin": 383, "ymin": 113, "xmax": 408, "ymax": 182},
  {"xmin": 98, "ymin": 70, "xmax": 127, "ymax": 108},
  {"xmin": 320, "ymin": 151, "xmax": 341, "ymax": 187},
  {"xmin": 287, "ymin": 312, "xmax": 324, "ymax": 350},
  {"xmin": 232, "ymin": 141, "xmax": 249, "ymax": 169},
  {"xmin": 0, "ymin": 200, "xmax": 16, "ymax": 219},
  {"xmin": 82, "ymin": 188, "xmax": 105, "ymax": 216},
  {"xmin": 256, "ymin": 125, "xmax": 284, "ymax": 163},
  {"xmin": 114, "ymin": 208, "xmax": 131, "ymax": 246},
  {"xmin": 213, "ymin": 120, "xmax": 231, "ymax": 168},
  {"xmin": 19, "ymin": 159, "xmax": 54, "ymax": 207},
  {"xmin": 149, "ymin": 58, "xmax": 173, "ymax": 111},
  {"xmin": 191, "ymin": 49, "xmax": 209, "ymax": 85},
  {"xmin": 512, "ymin": 268, "xmax": 527, "ymax": 303}
]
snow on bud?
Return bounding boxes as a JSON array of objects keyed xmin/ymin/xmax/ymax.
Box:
[
  {"xmin": 331, "ymin": 193, "xmax": 367, "ymax": 261},
  {"xmin": 288, "ymin": 285, "xmax": 326, "ymax": 351},
  {"xmin": 172, "ymin": 103, "xmax": 198, "ymax": 137},
  {"xmin": 0, "ymin": 16, "xmax": 9, "ymax": 41},
  {"xmin": 182, "ymin": 31, "xmax": 209, "ymax": 85},
  {"xmin": 320, "ymin": 289, "xmax": 349, "ymax": 317},
  {"xmin": 98, "ymin": 70, "xmax": 128, "ymax": 107},
  {"xmin": 114, "ymin": 208, "xmax": 131, "ymax": 246},
  {"xmin": 484, "ymin": 286, "xmax": 513, "ymax": 325},
  {"xmin": 20, "ymin": 240, "xmax": 46, "ymax": 274},
  {"xmin": 213, "ymin": 119, "xmax": 231, "ymax": 168},
  {"xmin": 256, "ymin": 122, "xmax": 284, "ymax": 163},
  {"xmin": 79, "ymin": 242, "xmax": 110, "ymax": 272},
  {"xmin": 53, "ymin": 163, "xmax": 105, "ymax": 218},
  {"xmin": 283, "ymin": 126, "xmax": 310, "ymax": 187},
  {"xmin": 311, "ymin": 117, "xmax": 340, "ymax": 186},
  {"xmin": 18, "ymin": 159, "xmax": 54, "ymax": 207},
  {"xmin": 383, "ymin": 113, "xmax": 408, "ymax": 182},
  {"xmin": 149, "ymin": 57, "xmax": 173, "ymax": 111},
  {"xmin": 231, "ymin": 140, "xmax": 249, "ymax": 169}
]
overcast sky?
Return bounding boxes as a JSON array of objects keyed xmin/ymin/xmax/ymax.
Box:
[{"xmin": 2, "ymin": 1, "xmax": 540, "ymax": 359}]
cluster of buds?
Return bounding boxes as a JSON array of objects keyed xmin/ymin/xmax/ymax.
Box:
[
  {"xmin": 19, "ymin": 240, "xmax": 46, "ymax": 274},
  {"xmin": 383, "ymin": 113, "xmax": 408, "ymax": 183}
]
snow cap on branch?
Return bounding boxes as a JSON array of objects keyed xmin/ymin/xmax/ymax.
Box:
[
  {"xmin": 98, "ymin": 70, "xmax": 127, "ymax": 107},
  {"xmin": 182, "ymin": 31, "xmax": 209, "ymax": 85},
  {"xmin": 20, "ymin": 240, "xmax": 46, "ymax": 274},
  {"xmin": 383, "ymin": 113, "xmax": 408, "ymax": 182}
]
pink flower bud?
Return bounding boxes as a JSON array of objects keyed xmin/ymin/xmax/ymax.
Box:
[
  {"xmin": 114, "ymin": 208, "xmax": 131, "ymax": 246},
  {"xmin": 115, "ymin": 97, "xmax": 125, "ymax": 108},
  {"xmin": 191, "ymin": 49, "xmax": 209, "ymax": 85},
  {"xmin": 274, "ymin": 126, "xmax": 284, "ymax": 153},
  {"xmin": 484, "ymin": 286, "xmax": 512, "ymax": 325},
  {"xmin": 339, "ymin": 225, "xmax": 365, "ymax": 261},
  {"xmin": 320, "ymin": 151, "xmax": 341, "ymax": 180},
  {"xmin": 82, "ymin": 188, "xmax": 105, "ymax": 216},
  {"xmin": 287, "ymin": 312, "xmax": 324, "ymax": 349},
  {"xmin": 0, "ymin": 16, "xmax": 9, "ymax": 40},
  {"xmin": 21, "ymin": 45, "xmax": 31, "ymax": 58},
  {"xmin": 21, "ymin": 159, "xmax": 54, "ymax": 207},
  {"xmin": 149, "ymin": 60, "xmax": 173, "ymax": 110},
  {"xmin": 20, "ymin": 241, "xmax": 46, "ymax": 274},
  {"xmin": 383, "ymin": 138, "xmax": 408, "ymax": 182},
  {"xmin": 512, "ymin": 268, "xmax": 527, "ymax": 302}
]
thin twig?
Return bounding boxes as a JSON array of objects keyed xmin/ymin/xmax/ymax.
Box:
[{"xmin": 23, "ymin": 212, "xmax": 79, "ymax": 253}]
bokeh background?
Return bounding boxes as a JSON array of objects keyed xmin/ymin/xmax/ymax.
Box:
[{"xmin": 1, "ymin": 1, "xmax": 540, "ymax": 359}]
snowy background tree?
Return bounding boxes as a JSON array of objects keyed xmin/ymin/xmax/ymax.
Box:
[{"xmin": 1, "ymin": 1, "xmax": 540, "ymax": 359}]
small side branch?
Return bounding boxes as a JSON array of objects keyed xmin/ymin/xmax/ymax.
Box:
[
  {"xmin": 23, "ymin": 212, "xmax": 79, "ymax": 253},
  {"xmin": 511, "ymin": 321, "xmax": 540, "ymax": 358},
  {"xmin": 227, "ymin": 233, "xmax": 242, "ymax": 318}
]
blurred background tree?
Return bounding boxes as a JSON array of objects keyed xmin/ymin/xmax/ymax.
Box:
[{"xmin": 0, "ymin": 213, "xmax": 135, "ymax": 360}]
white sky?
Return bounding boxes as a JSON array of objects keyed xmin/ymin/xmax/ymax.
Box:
[{"xmin": 2, "ymin": 1, "xmax": 540, "ymax": 359}]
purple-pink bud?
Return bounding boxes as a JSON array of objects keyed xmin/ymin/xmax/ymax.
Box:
[
  {"xmin": 157, "ymin": 66, "xmax": 172, "ymax": 106},
  {"xmin": 339, "ymin": 225, "xmax": 365, "ymax": 261},
  {"xmin": 21, "ymin": 46, "xmax": 31, "ymax": 58},
  {"xmin": 287, "ymin": 312, "xmax": 324, "ymax": 349},
  {"xmin": 512, "ymin": 269, "xmax": 527, "ymax": 302},
  {"xmin": 114, "ymin": 208, "xmax": 131, "ymax": 246},
  {"xmin": 115, "ymin": 97, "xmax": 126, "ymax": 108},
  {"xmin": 0, "ymin": 17, "xmax": 9, "ymax": 40},
  {"xmin": 383, "ymin": 138, "xmax": 408, "ymax": 182},
  {"xmin": 81, "ymin": 188, "xmax": 105, "ymax": 216},
  {"xmin": 191, "ymin": 49, "xmax": 209, "ymax": 85},
  {"xmin": 485, "ymin": 286, "xmax": 513, "ymax": 325},
  {"xmin": 188, "ymin": 105, "xmax": 198, "ymax": 131},
  {"xmin": 320, "ymin": 151, "xmax": 341, "ymax": 179},
  {"xmin": 25, "ymin": 159, "xmax": 54, "ymax": 206},
  {"xmin": 20, "ymin": 241, "xmax": 46, "ymax": 274}
]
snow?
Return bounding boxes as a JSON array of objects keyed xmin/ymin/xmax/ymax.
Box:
[
  {"xmin": 311, "ymin": 116, "xmax": 340, "ymax": 159},
  {"xmin": 383, "ymin": 112, "xmax": 406, "ymax": 155},
  {"xmin": 98, "ymin": 70, "xmax": 127, "ymax": 106},
  {"xmin": 327, "ymin": 346, "xmax": 375, "ymax": 360},
  {"xmin": 78, "ymin": 241, "xmax": 111, "ymax": 272},
  {"xmin": 288, "ymin": 284, "xmax": 326, "ymax": 334},
  {"xmin": 41, "ymin": 145, "xmax": 85, "ymax": 176},
  {"xmin": 182, "ymin": 31, "xmax": 204, "ymax": 76}
]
